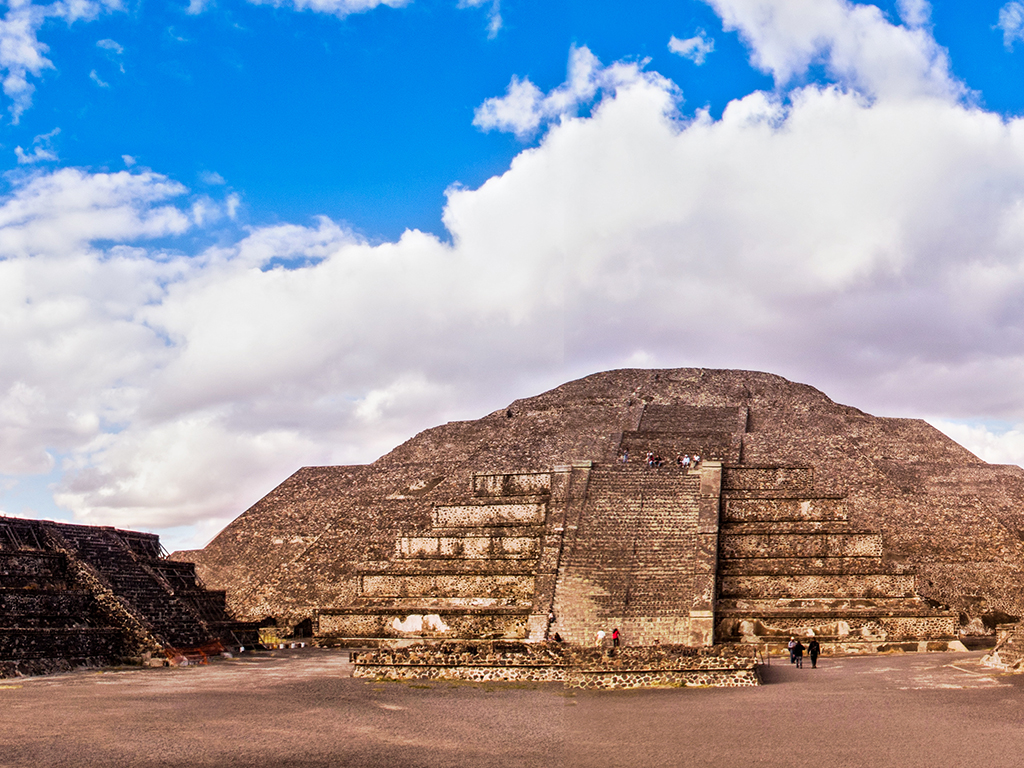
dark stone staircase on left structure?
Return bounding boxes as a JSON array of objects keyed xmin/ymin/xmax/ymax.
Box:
[{"xmin": 0, "ymin": 515, "xmax": 259, "ymax": 678}]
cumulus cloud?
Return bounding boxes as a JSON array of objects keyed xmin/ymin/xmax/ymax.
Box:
[
  {"xmin": 669, "ymin": 30, "xmax": 715, "ymax": 65},
  {"xmin": 706, "ymin": 0, "xmax": 959, "ymax": 99},
  {"xmin": 473, "ymin": 45, "xmax": 669, "ymax": 138},
  {"xmin": 999, "ymin": 2, "xmax": 1024, "ymax": 49},
  {"xmin": 185, "ymin": 0, "xmax": 212, "ymax": 14},
  {"xmin": 15, "ymin": 1, "xmax": 1024, "ymax": 548},
  {"xmin": 0, "ymin": 168, "xmax": 190, "ymax": 258},
  {"xmin": 200, "ymin": 170, "xmax": 226, "ymax": 185},
  {"xmin": 897, "ymin": 0, "xmax": 931, "ymax": 28}
]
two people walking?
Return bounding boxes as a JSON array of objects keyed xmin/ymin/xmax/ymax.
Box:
[{"xmin": 788, "ymin": 636, "xmax": 820, "ymax": 668}]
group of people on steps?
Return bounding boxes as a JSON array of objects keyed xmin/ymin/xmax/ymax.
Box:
[{"xmin": 620, "ymin": 450, "xmax": 703, "ymax": 470}]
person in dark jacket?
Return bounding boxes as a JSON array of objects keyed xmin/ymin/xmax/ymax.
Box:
[
  {"xmin": 793, "ymin": 639, "xmax": 805, "ymax": 668},
  {"xmin": 808, "ymin": 638, "xmax": 821, "ymax": 668}
]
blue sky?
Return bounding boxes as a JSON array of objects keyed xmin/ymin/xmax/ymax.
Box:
[
  {"xmin": 12, "ymin": 0, "xmax": 780, "ymax": 238},
  {"xmin": 7, "ymin": 0, "xmax": 1024, "ymax": 550}
]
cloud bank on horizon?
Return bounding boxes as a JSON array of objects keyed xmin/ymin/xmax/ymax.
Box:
[{"xmin": 4, "ymin": 0, "xmax": 1024, "ymax": 549}]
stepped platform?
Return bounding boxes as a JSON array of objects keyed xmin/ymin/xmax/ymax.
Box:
[
  {"xmin": 182, "ymin": 368, "xmax": 1017, "ymax": 658},
  {"xmin": 0, "ymin": 515, "xmax": 259, "ymax": 678},
  {"xmin": 714, "ymin": 464, "xmax": 958, "ymax": 651}
]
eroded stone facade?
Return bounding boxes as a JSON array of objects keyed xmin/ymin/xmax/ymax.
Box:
[
  {"xmin": 0, "ymin": 516, "xmax": 258, "ymax": 678},
  {"xmin": 353, "ymin": 641, "xmax": 760, "ymax": 689},
  {"xmin": 180, "ymin": 368, "xmax": 1024, "ymax": 653}
]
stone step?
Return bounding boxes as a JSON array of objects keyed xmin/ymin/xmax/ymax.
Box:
[
  {"xmin": 717, "ymin": 596, "xmax": 944, "ymax": 614},
  {"xmin": 717, "ymin": 557, "xmax": 889, "ymax": 576},
  {"xmin": 720, "ymin": 521, "xmax": 857, "ymax": 535},
  {"xmin": 426, "ymin": 525, "xmax": 549, "ymax": 538},
  {"xmin": 618, "ymin": 430, "xmax": 741, "ymax": 464},
  {"xmin": 432, "ymin": 503, "xmax": 546, "ymax": 528},
  {"xmin": 722, "ymin": 497, "xmax": 847, "ymax": 523},
  {"xmin": 0, "ymin": 589, "xmax": 98, "ymax": 624},
  {"xmin": 722, "ymin": 490, "xmax": 844, "ymax": 501},
  {"xmin": 0, "ymin": 552, "xmax": 68, "ymax": 589},
  {"xmin": 716, "ymin": 614, "xmax": 958, "ymax": 643},
  {"xmin": 472, "ymin": 472, "xmax": 552, "ymax": 498},
  {"xmin": 364, "ymin": 561, "xmax": 538, "ymax": 576},
  {"xmin": 637, "ymin": 405, "xmax": 748, "ymax": 433},
  {"xmin": 360, "ymin": 573, "xmax": 535, "ymax": 601},
  {"xmin": 352, "ymin": 597, "xmax": 533, "ymax": 609},
  {"xmin": 722, "ymin": 467, "xmax": 815, "ymax": 494},
  {"xmin": 720, "ymin": 533, "xmax": 882, "ymax": 559},
  {"xmin": 318, "ymin": 607, "xmax": 532, "ymax": 641},
  {"xmin": 719, "ymin": 573, "xmax": 917, "ymax": 599},
  {"xmin": 398, "ymin": 535, "xmax": 540, "ymax": 560},
  {"xmin": 0, "ymin": 627, "xmax": 126, "ymax": 660}
]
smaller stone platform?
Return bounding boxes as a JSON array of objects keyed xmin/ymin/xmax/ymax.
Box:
[{"xmin": 352, "ymin": 641, "xmax": 759, "ymax": 688}]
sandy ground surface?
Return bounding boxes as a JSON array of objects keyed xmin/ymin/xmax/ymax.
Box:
[{"xmin": 1, "ymin": 648, "xmax": 1022, "ymax": 768}]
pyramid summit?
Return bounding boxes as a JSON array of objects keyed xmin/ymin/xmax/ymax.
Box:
[{"xmin": 180, "ymin": 368, "xmax": 1024, "ymax": 652}]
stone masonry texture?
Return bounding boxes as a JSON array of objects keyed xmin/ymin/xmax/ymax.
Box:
[
  {"xmin": 176, "ymin": 368, "xmax": 1024, "ymax": 651},
  {"xmin": 0, "ymin": 516, "xmax": 259, "ymax": 678}
]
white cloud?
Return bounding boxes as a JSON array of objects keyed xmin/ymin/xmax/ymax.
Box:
[
  {"xmin": 0, "ymin": 0, "xmax": 122, "ymax": 121},
  {"xmin": 0, "ymin": 168, "xmax": 190, "ymax": 258},
  {"xmin": 14, "ymin": 127, "xmax": 59, "ymax": 164},
  {"xmin": 897, "ymin": 0, "xmax": 931, "ymax": 28},
  {"xmin": 669, "ymin": 30, "xmax": 715, "ymax": 65},
  {"xmin": 999, "ymin": 2, "xmax": 1024, "ymax": 49},
  {"xmin": 458, "ymin": 0, "xmax": 501, "ymax": 38},
  {"xmin": 244, "ymin": 0, "xmax": 409, "ymax": 17},
  {"xmin": 200, "ymin": 170, "xmax": 226, "ymax": 185},
  {"xmin": 473, "ymin": 45, "xmax": 670, "ymax": 138},
  {"xmin": 930, "ymin": 420, "xmax": 1024, "ymax": 467},
  {"xmin": 89, "ymin": 69, "xmax": 109, "ymax": 87},
  {"xmin": 705, "ymin": 0, "xmax": 960, "ymax": 100},
  {"xmin": 96, "ymin": 37, "xmax": 122, "ymax": 54},
  {"xmin": 15, "ymin": 3, "xmax": 1024, "ymax": 549}
]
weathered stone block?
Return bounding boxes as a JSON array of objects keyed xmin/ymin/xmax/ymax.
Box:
[{"xmin": 433, "ymin": 504, "xmax": 546, "ymax": 528}]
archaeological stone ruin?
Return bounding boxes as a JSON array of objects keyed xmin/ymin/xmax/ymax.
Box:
[
  {"xmin": 7, "ymin": 367, "xmax": 1024, "ymax": 681},
  {"xmin": 0, "ymin": 516, "xmax": 258, "ymax": 677},
  {"xmin": 177, "ymin": 368, "xmax": 1024, "ymax": 657}
]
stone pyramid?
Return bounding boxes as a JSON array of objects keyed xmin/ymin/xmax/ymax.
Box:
[{"xmin": 179, "ymin": 368, "xmax": 1024, "ymax": 652}]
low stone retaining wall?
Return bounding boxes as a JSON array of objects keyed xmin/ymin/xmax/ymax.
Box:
[{"xmin": 353, "ymin": 642, "xmax": 759, "ymax": 688}]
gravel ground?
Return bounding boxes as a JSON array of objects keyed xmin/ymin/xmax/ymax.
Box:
[{"xmin": 1, "ymin": 648, "xmax": 1021, "ymax": 768}]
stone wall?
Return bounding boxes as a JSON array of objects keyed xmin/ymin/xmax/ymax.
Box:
[{"xmin": 353, "ymin": 641, "xmax": 759, "ymax": 689}]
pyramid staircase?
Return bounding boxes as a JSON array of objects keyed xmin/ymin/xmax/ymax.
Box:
[
  {"xmin": 0, "ymin": 518, "xmax": 124, "ymax": 677},
  {"xmin": 0, "ymin": 516, "xmax": 259, "ymax": 677},
  {"xmin": 617, "ymin": 405, "xmax": 747, "ymax": 465}
]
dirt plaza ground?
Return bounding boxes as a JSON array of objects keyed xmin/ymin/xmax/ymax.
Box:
[{"xmin": 2, "ymin": 648, "xmax": 1023, "ymax": 768}]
